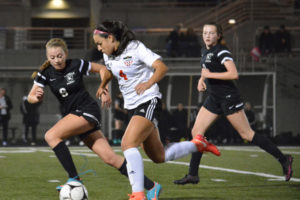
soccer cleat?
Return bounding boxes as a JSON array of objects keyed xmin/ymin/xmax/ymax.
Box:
[
  {"xmin": 191, "ymin": 134, "xmax": 221, "ymax": 156},
  {"xmin": 56, "ymin": 177, "xmax": 82, "ymax": 191},
  {"xmin": 173, "ymin": 174, "xmax": 199, "ymax": 185},
  {"xmin": 146, "ymin": 182, "xmax": 162, "ymax": 200},
  {"xmin": 281, "ymin": 154, "xmax": 293, "ymax": 181},
  {"xmin": 128, "ymin": 191, "xmax": 146, "ymax": 200}
]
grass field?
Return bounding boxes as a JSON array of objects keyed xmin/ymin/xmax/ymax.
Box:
[{"xmin": 0, "ymin": 146, "xmax": 299, "ymax": 200}]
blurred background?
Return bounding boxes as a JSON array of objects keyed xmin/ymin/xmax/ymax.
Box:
[{"xmin": 0, "ymin": 0, "xmax": 299, "ymax": 146}]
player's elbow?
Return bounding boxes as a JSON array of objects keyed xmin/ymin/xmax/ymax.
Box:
[{"xmin": 232, "ymin": 73, "xmax": 239, "ymax": 80}]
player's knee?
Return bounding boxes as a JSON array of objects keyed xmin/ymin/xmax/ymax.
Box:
[
  {"xmin": 239, "ymin": 130, "xmax": 255, "ymax": 141},
  {"xmin": 44, "ymin": 131, "xmax": 53, "ymax": 143},
  {"xmin": 44, "ymin": 130, "xmax": 59, "ymax": 144}
]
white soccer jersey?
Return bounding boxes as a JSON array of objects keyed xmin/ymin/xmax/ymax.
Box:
[{"xmin": 103, "ymin": 41, "xmax": 162, "ymax": 109}]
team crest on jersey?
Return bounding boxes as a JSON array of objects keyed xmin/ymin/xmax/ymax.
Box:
[
  {"xmin": 64, "ymin": 72, "xmax": 75, "ymax": 85},
  {"xmin": 205, "ymin": 53, "xmax": 214, "ymax": 63},
  {"xmin": 123, "ymin": 56, "xmax": 133, "ymax": 67}
]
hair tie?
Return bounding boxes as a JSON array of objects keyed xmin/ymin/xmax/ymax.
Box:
[{"xmin": 93, "ymin": 29, "xmax": 109, "ymax": 35}]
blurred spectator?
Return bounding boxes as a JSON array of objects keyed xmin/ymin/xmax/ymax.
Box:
[
  {"xmin": 20, "ymin": 95, "xmax": 41, "ymax": 146},
  {"xmin": 158, "ymin": 102, "xmax": 172, "ymax": 145},
  {"xmin": 244, "ymin": 101, "xmax": 256, "ymax": 131},
  {"xmin": 112, "ymin": 93, "xmax": 127, "ymax": 145},
  {"xmin": 251, "ymin": 47, "xmax": 261, "ymax": 62},
  {"xmin": 259, "ymin": 26, "xmax": 274, "ymax": 56},
  {"xmin": 181, "ymin": 27, "xmax": 201, "ymax": 57},
  {"xmin": 274, "ymin": 25, "xmax": 291, "ymax": 55},
  {"xmin": 0, "ymin": 88, "xmax": 13, "ymax": 146},
  {"xmin": 171, "ymin": 103, "xmax": 188, "ymax": 141},
  {"xmin": 166, "ymin": 23, "xmax": 183, "ymax": 57}
]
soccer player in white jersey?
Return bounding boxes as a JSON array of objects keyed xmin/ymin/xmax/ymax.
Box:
[{"xmin": 93, "ymin": 20, "xmax": 220, "ymax": 200}]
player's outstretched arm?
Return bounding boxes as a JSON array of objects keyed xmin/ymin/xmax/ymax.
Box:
[{"xmin": 27, "ymin": 84, "xmax": 44, "ymax": 104}]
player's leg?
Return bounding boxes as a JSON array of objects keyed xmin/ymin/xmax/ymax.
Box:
[
  {"xmin": 227, "ymin": 109, "xmax": 293, "ymax": 181},
  {"xmin": 45, "ymin": 114, "xmax": 94, "ymax": 181},
  {"xmin": 122, "ymin": 115, "xmax": 154, "ymax": 199},
  {"xmin": 142, "ymin": 128, "xmax": 199, "ymax": 162},
  {"xmin": 83, "ymin": 130, "xmax": 159, "ymax": 194},
  {"xmin": 174, "ymin": 106, "xmax": 219, "ymax": 185}
]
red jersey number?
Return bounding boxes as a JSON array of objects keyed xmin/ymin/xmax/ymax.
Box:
[{"xmin": 119, "ymin": 70, "xmax": 128, "ymax": 80}]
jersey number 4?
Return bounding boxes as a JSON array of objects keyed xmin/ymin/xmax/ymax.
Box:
[{"xmin": 119, "ymin": 70, "xmax": 128, "ymax": 80}]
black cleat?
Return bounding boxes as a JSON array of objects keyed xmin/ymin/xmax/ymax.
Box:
[
  {"xmin": 174, "ymin": 174, "xmax": 199, "ymax": 185},
  {"xmin": 281, "ymin": 155, "xmax": 293, "ymax": 181}
]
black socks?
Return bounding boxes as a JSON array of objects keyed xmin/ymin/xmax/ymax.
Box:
[
  {"xmin": 251, "ymin": 133, "xmax": 286, "ymax": 163},
  {"xmin": 189, "ymin": 152, "xmax": 203, "ymax": 176},
  {"xmin": 53, "ymin": 141, "xmax": 78, "ymax": 178}
]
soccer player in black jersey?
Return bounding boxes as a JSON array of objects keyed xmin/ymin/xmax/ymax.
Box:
[
  {"xmin": 27, "ymin": 38, "xmax": 159, "ymax": 195},
  {"xmin": 174, "ymin": 22, "xmax": 293, "ymax": 184}
]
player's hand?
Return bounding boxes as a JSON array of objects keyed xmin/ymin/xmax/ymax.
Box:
[
  {"xmin": 96, "ymin": 87, "xmax": 111, "ymax": 108},
  {"xmin": 197, "ymin": 78, "xmax": 207, "ymax": 92},
  {"xmin": 100, "ymin": 91, "xmax": 112, "ymax": 108},
  {"xmin": 36, "ymin": 87, "xmax": 44, "ymax": 100},
  {"xmin": 96, "ymin": 87, "xmax": 107, "ymax": 99},
  {"xmin": 135, "ymin": 82, "xmax": 151, "ymax": 95}
]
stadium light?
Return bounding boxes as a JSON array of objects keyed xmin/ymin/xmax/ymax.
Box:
[
  {"xmin": 47, "ymin": 0, "xmax": 69, "ymax": 9},
  {"xmin": 228, "ymin": 19, "xmax": 236, "ymax": 25}
]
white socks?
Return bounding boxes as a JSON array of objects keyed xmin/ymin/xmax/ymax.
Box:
[
  {"xmin": 165, "ymin": 141, "xmax": 197, "ymax": 162},
  {"xmin": 123, "ymin": 148, "xmax": 144, "ymax": 193}
]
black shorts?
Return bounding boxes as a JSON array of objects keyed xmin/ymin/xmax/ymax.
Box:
[
  {"xmin": 114, "ymin": 110, "xmax": 126, "ymax": 121},
  {"xmin": 69, "ymin": 101, "xmax": 101, "ymax": 140},
  {"xmin": 203, "ymin": 94, "xmax": 244, "ymax": 116},
  {"xmin": 127, "ymin": 98, "xmax": 161, "ymax": 127}
]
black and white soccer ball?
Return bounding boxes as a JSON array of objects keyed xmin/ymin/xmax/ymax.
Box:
[{"xmin": 59, "ymin": 181, "xmax": 88, "ymax": 200}]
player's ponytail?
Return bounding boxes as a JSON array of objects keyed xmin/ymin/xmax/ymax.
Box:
[
  {"xmin": 31, "ymin": 60, "xmax": 50, "ymax": 79},
  {"xmin": 94, "ymin": 20, "xmax": 136, "ymax": 56}
]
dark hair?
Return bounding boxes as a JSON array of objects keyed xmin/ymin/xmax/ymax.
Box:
[
  {"xmin": 203, "ymin": 22, "xmax": 223, "ymax": 44},
  {"xmin": 95, "ymin": 20, "xmax": 136, "ymax": 56}
]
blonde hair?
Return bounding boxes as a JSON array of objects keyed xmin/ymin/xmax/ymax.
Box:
[
  {"xmin": 31, "ymin": 38, "xmax": 68, "ymax": 79},
  {"xmin": 46, "ymin": 38, "xmax": 68, "ymax": 54}
]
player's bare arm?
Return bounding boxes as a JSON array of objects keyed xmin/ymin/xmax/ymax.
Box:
[
  {"xmin": 27, "ymin": 84, "xmax": 44, "ymax": 104},
  {"xmin": 135, "ymin": 59, "xmax": 168, "ymax": 95}
]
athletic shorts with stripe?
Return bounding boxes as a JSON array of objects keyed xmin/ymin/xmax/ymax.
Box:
[
  {"xmin": 203, "ymin": 94, "xmax": 244, "ymax": 116},
  {"xmin": 68, "ymin": 101, "xmax": 101, "ymax": 140},
  {"xmin": 127, "ymin": 97, "xmax": 162, "ymax": 128}
]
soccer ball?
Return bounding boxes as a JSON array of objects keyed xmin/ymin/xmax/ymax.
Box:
[{"xmin": 59, "ymin": 181, "xmax": 88, "ymax": 200}]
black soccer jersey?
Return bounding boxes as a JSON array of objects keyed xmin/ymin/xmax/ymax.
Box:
[
  {"xmin": 34, "ymin": 59, "xmax": 95, "ymax": 115},
  {"xmin": 200, "ymin": 44, "xmax": 240, "ymax": 99}
]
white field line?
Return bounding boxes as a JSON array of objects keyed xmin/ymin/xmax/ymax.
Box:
[
  {"xmin": 1, "ymin": 147, "xmax": 299, "ymax": 182},
  {"xmin": 150, "ymin": 159, "xmax": 300, "ymax": 183},
  {"xmin": 219, "ymin": 146, "xmax": 300, "ymax": 155}
]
